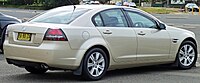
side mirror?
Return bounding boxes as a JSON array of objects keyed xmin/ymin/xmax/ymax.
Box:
[
  {"xmin": 155, "ymin": 20, "xmax": 166, "ymax": 30},
  {"xmin": 22, "ymin": 18, "xmax": 29, "ymax": 23},
  {"xmin": 159, "ymin": 23, "xmax": 166, "ymax": 30}
]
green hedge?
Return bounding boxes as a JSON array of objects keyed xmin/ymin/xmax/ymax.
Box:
[
  {"xmin": 43, "ymin": 0, "xmax": 79, "ymax": 9},
  {"xmin": 2, "ymin": 0, "xmax": 79, "ymax": 9}
]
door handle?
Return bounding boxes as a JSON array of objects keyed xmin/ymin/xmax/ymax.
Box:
[
  {"xmin": 103, "ymin": 30, "xmax": 112, "ymax": 34},
  {"xmin": 138, "ymin": 31, "xmax": 146, "ymax": 36}
]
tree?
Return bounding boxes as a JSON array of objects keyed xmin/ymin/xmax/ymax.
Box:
[
  {"xmin": 43, "ymin": 0, "xmax": 79, "ymax": 9},
  {"xmin": 98, "ymin": 0, "xmax": 110, "ymax": 4},
  {"xmin": 7, "ymin": 0, "xmax": 80, "ymax": 9},
  {"xmin": 7, "ymin": 0, "xmax": 34, "ymax": 5}
]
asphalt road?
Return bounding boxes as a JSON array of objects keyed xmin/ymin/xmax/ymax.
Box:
[
  {"xmin": 0, "ymin": 7, "xmax": 42, "ymax": 19},
  {"xmin": 154, "ymin": 13, "xmax": 200, "ymax": 25},
  {"xmin": 1, "ymin": 59, "xmax": 200, "ymax": 83},
  {"xmin": 1, "ymin": 7, "xmax": 200, "ymax": 83}
]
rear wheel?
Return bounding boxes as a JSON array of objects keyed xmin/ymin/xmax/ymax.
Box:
[
  {"xmin": 176, "ymin": 41, "xmax": 197, "ymax": 69},
  {"xmin": 25, "ymin": 66, "xmax": 48, "ymax": 74},
  {"xmin": 82, "ymin": 48, "xmax": 108, "ymax": 81}
]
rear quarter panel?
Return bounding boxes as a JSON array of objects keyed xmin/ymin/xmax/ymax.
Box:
[{"xmin": 62, "ymin": 26, "xmax": 116, "ymax": 69}]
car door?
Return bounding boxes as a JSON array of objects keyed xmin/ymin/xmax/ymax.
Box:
[
  {"xmin": 93, "ymin": 9, "xmax": 137, "ymax": 62},
  {"xmin": 125, "ymin": 10, "xmax": 171, "ymax": 61}
]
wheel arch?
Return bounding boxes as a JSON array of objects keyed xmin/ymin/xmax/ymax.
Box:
[
  {"xmin": 85, "ymin": 45, "xmax": 110, "ymax": 65},
  {"xmin": 173, "ymin": 37, "xmax": 198, "ymax": 68},
  {"xmin": 73, "ymin": 44, "xmax": 111, "ymax": 76},
  {"xmin": 182, "ymin": 37, "xmax": 197, "ymax": 47},
  {"xmin": 177, "ymin": 37, "xmax": 198, "ymax": 57}
]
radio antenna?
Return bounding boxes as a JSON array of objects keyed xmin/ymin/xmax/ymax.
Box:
[
  {"xmin": 67, "ymin": 0, "xmax": 76, "ymax": 12},
  {"xmin": 67, "ymin": 0, "xmax": 76, "ymax": 21}
]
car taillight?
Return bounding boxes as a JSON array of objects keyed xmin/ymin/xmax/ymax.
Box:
[{"xmin": 44, "ymin": 28, "xmax": 68, "ymax": 41}]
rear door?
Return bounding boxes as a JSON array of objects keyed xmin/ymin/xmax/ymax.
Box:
[{"xmin": 93, "ymin": 9, "xmax": 137, "ymax": 62}]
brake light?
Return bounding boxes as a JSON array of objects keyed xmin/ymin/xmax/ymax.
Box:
[{"xmin": 44, "ymin": 28, "xmax": 68, "ymax": 41}]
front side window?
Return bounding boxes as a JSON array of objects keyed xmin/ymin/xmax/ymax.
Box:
[
  {"xmin": 100, "ymin": 9, "xmax": 128, "ymax": 27},
  {"xmin": 127, "ymin": 11, "xmax": 157, "ymax": 28}
]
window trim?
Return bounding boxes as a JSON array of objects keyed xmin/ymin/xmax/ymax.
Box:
[
  {"xmin": 92, "ymin": 13, "xmax": 104, "ymax": 27},
  {"xmin": 121, "ymin": 8, "xmax": 132, "ymax": 27},
  {"xmin": 124, "ymin": 9, "xmax": 160, "ymax": 29},
  {"xmin": 92, "ymin": 8, "xmax": 130, "ymax": 27}
]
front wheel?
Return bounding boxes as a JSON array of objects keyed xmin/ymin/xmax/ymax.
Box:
[
  {"xmin": 82, "ymin": 48, "xmax": 108, "ymax": 81},
  {"xmin": 176, "ymin": 41, "xmax": 197, "ymax": 69}
]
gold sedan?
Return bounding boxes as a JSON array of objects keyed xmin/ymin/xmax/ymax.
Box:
[{"xmin": 3, "ymin": 5, "xmax": 198, "ymax": 81}]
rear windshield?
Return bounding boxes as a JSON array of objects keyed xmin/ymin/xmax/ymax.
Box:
[{"xmin": 30, "ymin": 8, "xmax": 90, "ymax": 24}]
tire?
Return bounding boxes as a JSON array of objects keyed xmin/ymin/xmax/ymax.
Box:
[
  {"xmin": 0, "ymin": 27, "xmax": 7, "ymax": 54},
  {"xmin": 82, "ymin": 48, "xmax": 108, "ymax": 81},
  {"xmin": 25, "ymin": 66, "xmax": 48, "ymax": 74},
  {"xmin": 176, "ymin": 41, "xmax": 197, "ymax": 69}
]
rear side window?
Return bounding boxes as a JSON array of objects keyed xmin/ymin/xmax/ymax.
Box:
[
  {"xmin": 93, "ymin": 14, "xmax": 103, "ymax": 27},
  {"xmin": 92, "ymin": 9, "xmax": 128, "ymax": 27},
  {"xmin": 30, "ymin": 8, "xmax": 90, "ymax": 24},
  {"xmin": 100, "ymin": 9, "xmax": 128, "ymax": 27}
]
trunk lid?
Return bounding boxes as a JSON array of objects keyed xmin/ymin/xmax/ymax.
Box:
[{"xmin": 8, "ymin": 23, "xmax": 65, "ymax": 46}]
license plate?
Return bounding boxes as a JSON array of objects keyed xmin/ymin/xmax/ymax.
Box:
[{"xmin": 17, "ymin": 32, "xmax": 32, "ymax": 41}]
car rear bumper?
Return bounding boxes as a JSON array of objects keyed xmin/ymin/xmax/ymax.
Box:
[{"xmin": 3, "ymin": 40, "xmax": 86, "ymax": 70}]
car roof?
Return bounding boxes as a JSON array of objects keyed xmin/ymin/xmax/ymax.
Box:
[{"xmin": 55, "ymin": 5, "xmax": 130, "ymax": 10}]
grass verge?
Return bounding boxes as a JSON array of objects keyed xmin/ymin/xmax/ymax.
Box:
[{"xmin": 139, "ymin": 7, "xmax": 181, "ymax": 14}]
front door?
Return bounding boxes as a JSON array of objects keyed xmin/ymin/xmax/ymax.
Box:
[{"xmin": 125, "ymin": 10, "xmax": 171, "ymax": 61}]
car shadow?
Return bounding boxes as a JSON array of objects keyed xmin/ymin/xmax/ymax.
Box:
[
  {"xmin": 105, "ymin": 65, "xmax": 177, "ymax": 77},
  {"xmin": 3, "ymin": 71, "xmax": 84, "ymax": 82},
  {"xmin": 3, "ymin": 65, "xmax": 197, "ymax": 82}
]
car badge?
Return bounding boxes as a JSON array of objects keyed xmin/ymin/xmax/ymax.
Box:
[{"xmin": 22, "ymin": 27, "xmax": 26, "ymax": 31}]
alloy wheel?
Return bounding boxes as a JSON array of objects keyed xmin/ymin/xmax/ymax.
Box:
[
  {"xmin": 87, "ymin": 52, "xmax": 105, "ymax": 77},
  {"xmin": 178, "ymin": 44, "xmax": 195, "ymax": 67}
]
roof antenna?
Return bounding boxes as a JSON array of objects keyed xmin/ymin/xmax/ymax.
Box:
[
  {"xmin": 67, "ymin": 0, "xmax": 76, "ymax": 20},
  {"xmin": 67, "ymin": 0, "xmax": 76, "ymax": 12}
]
